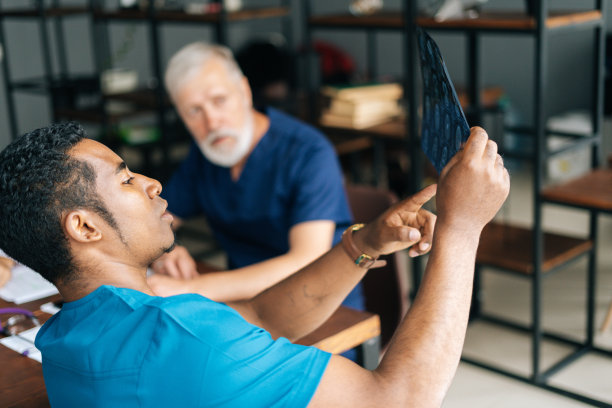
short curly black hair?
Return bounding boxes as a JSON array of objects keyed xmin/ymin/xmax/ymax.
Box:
[{"xmin": 0, "ymin": 122, "xmax": 119, "ymax": 284}]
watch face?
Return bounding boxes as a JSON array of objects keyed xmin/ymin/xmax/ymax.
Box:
[
  {"xmin": 356, "ymin": 254, "xmax": 375, "ymax": 268},
  {"xmin": 417, "ymin": 28, "xmax": 470, "ymax": 174}
]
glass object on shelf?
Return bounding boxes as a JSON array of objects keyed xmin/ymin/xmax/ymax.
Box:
[
  {"xmin": 224, "ymin": 0, "xmax": 242, "ymax": 12},
  {"xmin": 119, "ymin": 0, "xmax": 139, "ymax": 9},
  {"xmin": 349, "ymin": 0, "xmax": 383, "ymax": 16},
  {"xmin": 418, "ymin": 0, "xmax": 488, "ymax": 21},
  {"xmin": 100, "ymin": 68, "xmax": 139, "ymax": 95}
]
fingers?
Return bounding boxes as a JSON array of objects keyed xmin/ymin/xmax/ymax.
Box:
[
  {"xmin": 151, "ymin": 245, "xmax": 198, "ymax": 280},
  {"xmin": 483, "ymin": 139, "xmax": 498, "ymax": 162},
  {"xmin": 412, "ymin": 183, "xmax": 437, "ymax": 207},
  {"xmin": 495, "ymin": 153, "xmax": 504, "ymax": 168},
  {"xmin": 161, "ymin": 259, "xmax": 182, "ymax": 279},
  {"xmin": 177, "ymin": 256, "xmax": 198, "ymax": 279},
  {"xmin": 463, "ymin": 126, "xmax": 489, "ymax": 157},
  {"xmin": 398, "ymin": 183, "xmax": 437, "ymax": 213},
  {"xmin": 408, "ymin": 209, "xmax": 436, "ymax": 258}
]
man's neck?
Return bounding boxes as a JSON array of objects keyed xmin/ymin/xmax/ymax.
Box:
[
  {"xmin": 230, "ymin": 110, "xmax": 270, "ymax": 181},
  {"xmin": 57, "ymin": 264, "xmax": 154, "ymax": 303}
]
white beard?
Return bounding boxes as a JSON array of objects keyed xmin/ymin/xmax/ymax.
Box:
[{"xmin": 197, "ymin": 111, "xmax": 254, "ymax": 168}]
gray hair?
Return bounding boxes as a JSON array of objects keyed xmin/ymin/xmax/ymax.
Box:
[{"xmin": 165, "ymin": 42, "xmax": 244, "ymax": 100}]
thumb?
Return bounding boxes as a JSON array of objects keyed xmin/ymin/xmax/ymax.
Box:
[{"xmin": 378, "ymin": 225, "xmax": 421, "ymax": 255}]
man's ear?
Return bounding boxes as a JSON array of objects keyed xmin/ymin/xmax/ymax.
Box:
[{"xmin": 63, "ymin": 210, "xmax": 103, "ymax": 243}]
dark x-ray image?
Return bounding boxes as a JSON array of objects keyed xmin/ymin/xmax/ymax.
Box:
[{"xmin": 417, "ymin": 28, "xmax": 470, "ymax": 174}]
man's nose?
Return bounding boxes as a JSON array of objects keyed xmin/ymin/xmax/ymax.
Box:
[
  {"xmin": 203, "ymin": 107, "xmax": 223, "ymax": 132},
  {"xmin": 144, "ymin": 176, "xmax": 162, "ymax": 198}
]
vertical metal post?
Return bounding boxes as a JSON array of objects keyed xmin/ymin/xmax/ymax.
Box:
[
  {"xmin": 467, "ymin": 31, "xmax": 481, "ymax": 126},
  {"xmin": 215, "ymin": 0, "xmax": 228, "ymax": 46},
  {"xmin": 301, "ymin": 0, "xmax": 316, "ymax": 121},
  {"xmin": 36, "ymin": 0, "xmax": 57, "ymax": 121},
  {"xmin": 147, "ymin": 1, "xmax": 167, "ymax": 172},
  {"xmin": 585, "ymin": 0, "xmax": 605, "ymax": 347},
  {"xmin": 281, "ymin": 0, "xmax": 293, "ymax": 50},
  {"xmin": 366, "ymin": 30, "xmax": 377, "ymax": 80},
  {"xmin": 0, "ymin": 0, "xmax": 20, "ymax": 138},
  {"xmin": 586, "ymin": 211, "xmax": 598, "ymax": 346},
  {"xmin": 359, "ymin": 335, "xmax": 381, "ymax": 370},
  {"xmin": 88, "ymin": 0, "xmax": 112, "ymax": 147},
  {"xmin": 404, "ymin": 1, "xmax": 422, "ymax": 297},
  {"xmin": 531, "ymin": 0, "xmax": 548, "ymax": 383},
  {"xmin": 89, "ymin": 0, "xmax": 111, "ymax": 72},
  {"xmin": 52, "ymin": 0, "xmax": 68, "ymax": 80},
  {"xmin": 591, "ymin": 0, "xmax": 605, "ymax": 169}
]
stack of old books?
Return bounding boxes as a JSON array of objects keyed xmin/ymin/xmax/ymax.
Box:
[{"xmin": 320, "ymin": 82, "xmax": 403, "ymax": 129}]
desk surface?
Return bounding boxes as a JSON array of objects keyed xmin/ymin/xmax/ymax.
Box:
[{"xmin": 1, "ymin": 292, "xmax": 379, "ymax": 407}]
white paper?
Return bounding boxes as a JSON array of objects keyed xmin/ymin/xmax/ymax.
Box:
[
  {"xmin": 0, "ymin": 263, "xmax": 58, "ymax": 304},
  {"xmin": 40, "ymin": 301, "xmax": 61, "ymax": 315},
  {"xmin": 0, "ymin": 326, "xmax": 42, "ymax": 363}
]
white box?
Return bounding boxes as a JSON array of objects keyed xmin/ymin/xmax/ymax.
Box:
[{"xmin": 546, "ymin": 111, "xmax": 592, "ymax": 182}]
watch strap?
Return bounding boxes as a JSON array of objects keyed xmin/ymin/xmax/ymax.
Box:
[{"xmin": 341, "ymin": 224, "xmax": 386, "ymax": 269}]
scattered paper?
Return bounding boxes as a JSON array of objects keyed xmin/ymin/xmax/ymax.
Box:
[
  {"xmin": 40, "ymin": 301, "xmax": 62, "ymax": 315},
  {"xmin": 0, "ymin": 326, "xmax": 42, "ymax": 363},
  {"xmin": 0, "ymin": 263, "xmax": 58, "ymax": 304}
]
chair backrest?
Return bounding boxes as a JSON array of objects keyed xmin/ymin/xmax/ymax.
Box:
[{"xmin": 345, "ymin": 184, "xmax": 410, "ymax": 349}]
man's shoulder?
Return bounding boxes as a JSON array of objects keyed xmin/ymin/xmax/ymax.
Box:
[
  {"xmin": 267, "ymin": 108, "xmax": 325, "ymax": 140},
  {"xmin": 266, "ymin": 108, "xmax": 334, "ymax": 154},
  {"xmin": 148, "ymin": 292, "xmax": 233, "ymax": 317}
]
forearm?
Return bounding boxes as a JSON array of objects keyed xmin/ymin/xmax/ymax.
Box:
[
  {"xmin": 237, "ymin": 243, "xmax": 366, "ymax": 341},
  {"xmin": 187, "ymin": 250, "xmax": 326, "ymax": 302},
  {"xmin": 373, "ymin": 224, "xmax": 480, "ymax": 406}
]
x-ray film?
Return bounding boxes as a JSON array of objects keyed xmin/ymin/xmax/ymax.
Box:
[{"xmin": 417, "ymin": 28, "xmax": 470, "ymax": 174}]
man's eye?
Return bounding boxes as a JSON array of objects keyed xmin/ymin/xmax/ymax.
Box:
[
  {"xmin": 188, "ymin": 107, "xmax": 202, "ymax": 116},
  {"xmin": 123, "ymin": 177, "xmax": 135, "ymax": 185}
]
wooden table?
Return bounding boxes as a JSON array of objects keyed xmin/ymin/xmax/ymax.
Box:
[{"xmin": 0, "ymin": 293, "xmax": 380, "ymax": 408}]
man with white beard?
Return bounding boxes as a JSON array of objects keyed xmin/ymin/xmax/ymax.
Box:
[{"xmin": 148, "ymin": 43, "xmax": 376, "ymax": 320}]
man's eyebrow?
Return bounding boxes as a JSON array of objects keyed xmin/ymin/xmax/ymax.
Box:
[{"xmin": 115, "ymin": 161, "xmax": 127, "ymax": 175}]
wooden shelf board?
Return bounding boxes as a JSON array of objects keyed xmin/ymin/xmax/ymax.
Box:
[
  {"xmin": 220, "ymin": 7, "xmax": 289, "ymax": 22},
  {"xmin": 317, "ymin": 87, "xmax": 502, "ymax": 139},
  {"xmin": 476, "ymin": 222, "xmax": 593, "ymax": 275},
  {"xmin": 319, "ymin": 117, "xmax": 406, "ymax": 140},
  {"xmin": 94, "ymin": 7, "xmax": 288, "ymax": 23},
  {"xmin": 541, "ymin": 169, "xmax": 612, "ymax": 211},
  {"xmin": 418, "ymin": 10, "xmax": 602, "ymax": 30},
  {"xmin": 104, "ymin": 88, "xmax": 171, "ymax": 109},
  {"xmin": 331, "ymin": 135, "xmax": 373, "ymax": 155},
  {"xmin": 55, "ymin": 106, "xmax": 154, "ymax": 124},
  {"xmin": 0, "ymin": 7, "xmax": 88, "ymax": 17},
  {"xmin": 309, "ymin": 10, "xmax": 602, "ymax": 31},
  {"xmin": 309, "ymin": 11, "xmax": 403, "ymax": 28}
]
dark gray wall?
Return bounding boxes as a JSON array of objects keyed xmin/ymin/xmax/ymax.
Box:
[{"xmin": 0, "ymin": 0, "xmax": 609, "ymax": 149}]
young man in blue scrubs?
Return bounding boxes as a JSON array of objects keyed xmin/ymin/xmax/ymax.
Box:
[
  {"xmin": 146, "ymin": 42, "xmax": 360, "ymax": 308},
  {"xmin": 0, "ymin": 122, "xmax": 508, "ymax": 407}
]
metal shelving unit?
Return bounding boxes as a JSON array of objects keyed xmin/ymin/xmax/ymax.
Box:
[
  {"xmin": 88, "ymin": 0, "xmax": 292, "ymax": 175},
  {"xmin": 0, "ymin": 0, "xmax": 91, "ymax": 139},
  {"xmin": 0, "ymin": 0, "xmax": 292, "ymax": 175},
  {"xmin": 303, "ymin": 1, "xmax": 610, "ymax": 406}
]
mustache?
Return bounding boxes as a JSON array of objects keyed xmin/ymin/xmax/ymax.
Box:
[{"xmin": 207, "ymin": 129, "xmax": 241, "ymax": 142}]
